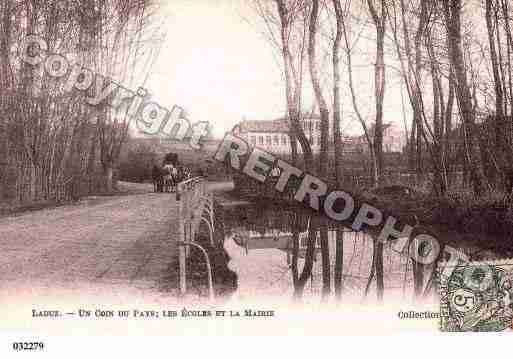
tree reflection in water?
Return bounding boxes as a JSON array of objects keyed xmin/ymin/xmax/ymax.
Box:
[{"xmin": 223, "ymin": 204, "xmax": 434, "ymax": 303}]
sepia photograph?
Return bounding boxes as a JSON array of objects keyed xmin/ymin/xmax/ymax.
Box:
[{"xmin": 0, "ymin": 0, "xmax": 513, "ymax": 353}]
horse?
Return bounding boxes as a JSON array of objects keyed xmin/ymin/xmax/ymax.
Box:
[
  {"xmin": 152, "ymin": 165, "xmax": 164, "ymax": 193},
  {"xmin": 177, "ymin": 165, "xmax": 192, "ymax": 182},
  {"xmin": 185, "ymin": 167, "xmax": 192, "ymax": 179},
  {"xmin": 162, "ymin": 163, "xmax": 178, "ymax": 192}
]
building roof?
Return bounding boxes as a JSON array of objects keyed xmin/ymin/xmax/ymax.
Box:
[
  {"xmin": 238, "ymin": 119, "xmax": 289, "ymax": 133},
  {"xmin": 237, "ymin": 114, "xmax": 321, "ymax": 134},
  {"xmin": 367, "ymin": 122, "xmax": 392, "ymax": 138},
  {"xmin": 343, "ymin": 136, "xmax": 367, "ymax": 145}
]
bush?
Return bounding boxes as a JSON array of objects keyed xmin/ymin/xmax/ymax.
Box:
[{"xmin": 118, "ymin": 144, "xmax": 158, "ymax": 183}]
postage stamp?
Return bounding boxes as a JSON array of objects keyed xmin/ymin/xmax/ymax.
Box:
[{"xmin": 439, "ymin": 260, "xmax": 513, "ymax": 332}]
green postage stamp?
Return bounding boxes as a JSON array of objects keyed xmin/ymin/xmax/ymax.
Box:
[{"xmin": 439, "ymin": 260, "xmax": 513, "ymax": 332}]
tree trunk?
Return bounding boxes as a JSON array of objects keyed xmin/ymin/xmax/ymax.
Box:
[
  {"xmin": 275, "ymin": 0, "xmax": 314, "ymax": 171},
  {"xmin": 104, "ymin": 164, "xmax": 114, "ymax": 193},
  {"xmin": 367, "ymin": 0, "xmax": 386, "ymax": 186},
  {"xmin": 443, "ymin": 0, "xmax": 488, "ymax": 195},
  {"xmin": 29, "ymin": 162, "xmax": 37, "ymax": 201},
  {"xmin": 333, "ymin": 0, "xmax": 345, "ymax": 300},
  {"xmin": 375, "ymin": 241, "xmax": 384, "ymax": 302},
  {"xmin": 293, "ymin": 216, "xmax": 320, "ymax": 300},
  {"xmin": 320, "ymin": 224, "xmax": 330, "ymax": 300},
  {"xmin": 0, "ymin": 0, "xmax": 13, "ymax": 90},
  {"xmin": 334, "ymin": 229, "xmax": 344, "ymax": 299},
  {"xmin": 485, "ymin": 0, "xmax": 513, "ymax": 189},
  {"xmin": 308, "ymin": 0, "xmax": 331, "ymax": 299},
  {"xmin": 341, "ymin": 6, "xmax": 378, "ymax": 187}
]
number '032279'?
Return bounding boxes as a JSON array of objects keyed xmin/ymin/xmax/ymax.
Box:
[{"xmin": 12, "ymin": 342, "xmax": 44, "ymax": 351}]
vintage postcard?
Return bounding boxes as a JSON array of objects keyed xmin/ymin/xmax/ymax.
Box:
[{"xmin": 1, "ymin": 0, "xmax": 513, "ymax": 354}]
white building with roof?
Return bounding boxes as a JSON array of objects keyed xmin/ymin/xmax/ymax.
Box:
[
  {"xmin": 233, "ymin": 116, "xmax": 406, "ymax": 155},
  {"xmin": 233, "ymin": 114, "xmax": 323, "ymax": 154}
]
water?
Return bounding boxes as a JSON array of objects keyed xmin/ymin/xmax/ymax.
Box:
[{"xmin": 221, "ymin": 204, "xmax": 428, "ymax": 304}]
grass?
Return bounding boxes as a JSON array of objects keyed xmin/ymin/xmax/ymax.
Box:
[
  {"xmin": 0, "ymin": 180, "xmax": 152, "ymax": 218},
  {"xmin": 439, "ymin": 188, "xmax": 513, "ymax": 237},
  {"xmin": 0, "ymin": 199, "xmax": 67, "ymax": 217},
  {"xmin": 374, "ymin": 185, "xmax": 513, "ymax": 243}
]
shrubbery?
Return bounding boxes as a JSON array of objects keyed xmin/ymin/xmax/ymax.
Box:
[{"xmin": 118, "ymin": 144, "xmax": 158, "ymax": 183}]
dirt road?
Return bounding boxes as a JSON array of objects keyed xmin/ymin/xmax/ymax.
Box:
[{"xmin": 0, "ymin": 183, "xmax": 179, "ymax": 301}]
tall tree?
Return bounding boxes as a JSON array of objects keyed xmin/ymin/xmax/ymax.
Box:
[
  {"xmin": 308, "ymin": 0, "xmax": 331, "ymax": 299},
  {"xmin": 366, "ymin": 0, "xmax": 387, "ymax": 301},
  {"xmin": 340, "ymin": 1, "xmax": 378, "ymax": 186},
  {"xmin": 484, "ymin": 0, "xmax": 513, "ymax": 190},
  {"xmin": 443, "ymin": 0, "xmax": 489, "ymax": 195},
  {"xmin": 332, "ymin": 0, "xmax": 345, "ymax": 300},
  {"xmin": 367, "ymin": 0, "xmax": 387, "ymax": 187},
  {"xmin": 275, "ymin": 0, "xmax": 315, "ymax": 170}
]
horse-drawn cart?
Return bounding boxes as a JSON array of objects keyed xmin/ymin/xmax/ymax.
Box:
[{"xmin": 152, "ymin": 152, "xmax": 191, "ymax": 193}]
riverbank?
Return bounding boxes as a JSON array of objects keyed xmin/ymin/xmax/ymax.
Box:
[
  {"xmin": 368, "ymin": 188, "xmax": 513, "ymax": 258},
  {"xmin": 163, "ymin": 179, "xmax": 513, "ymax": 303},
  {"xmin": 233, "ymin": 175, "xmax": 513, "ymax": 256}
]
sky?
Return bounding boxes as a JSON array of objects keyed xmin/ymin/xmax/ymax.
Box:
[{"xmin": 143, "ymin": 0, "xmax": 410, "ymax": 139}]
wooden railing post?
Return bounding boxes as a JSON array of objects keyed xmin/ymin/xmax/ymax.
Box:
[{"xmin": 177, "ymin": 184, "xmax": 186, "ymax": 296}]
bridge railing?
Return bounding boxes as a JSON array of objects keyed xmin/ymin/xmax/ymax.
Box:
[{"xmin": 176, "ymin": 177, "xmax": 215, "ymax": 299}]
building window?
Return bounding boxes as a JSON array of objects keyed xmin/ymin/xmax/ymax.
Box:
[
  {"xmin": 315, "ymin": 121, "xmax": 320, "ymax": 131},
  {"xmin": 282, "ymin": 135, "xmax": 287, "ymax": 145},
  {"xmin": 317, "ymin": 136, "xmax": 322, "ymax": 146},
  {"xmin": 308, "ymin": 122, "xmax": 313, "ymax": 132},
  {"xmin": 273, "ymin": 135, "xmax": 279, "ymax": 145},
  {"xmin": 258, "ymin": 136, "xmax": 264, "ymax": 145},
  {"xmin": 250, "ymin": 135, "xmax": 256, "ymax": 145},
  {"xmin": 303, "ymin": 122, "xmax": 307, "ymax": 130},
  {"xmin": 309, "ymin": 136, "xmax": 313, "ymax": 144},
  {"xmin": 266, "ymin": 135, "xmax": 272, "ymax": 145}
]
